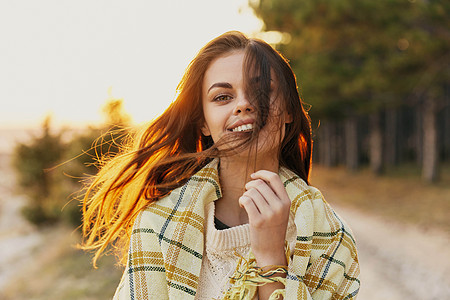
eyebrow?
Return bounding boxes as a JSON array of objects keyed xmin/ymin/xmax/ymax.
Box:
[{"xmin": 207, "ymin": 82, "xmax": 232, "ymax": 93}]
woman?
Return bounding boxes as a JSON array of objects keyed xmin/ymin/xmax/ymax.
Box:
[{"xmin": 81, "ymin": 31, "xmax": 360, "ymax": 299}]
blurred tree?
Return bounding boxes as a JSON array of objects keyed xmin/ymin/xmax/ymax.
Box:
[
  {"xmin": 13, "ymin": 96, "xmax": 132, "ymax": 227},
  {"xmin": 102, "ymin": 90, "xmax": 131, "ymax": 127},
  {"xmin": 13, "ymin": 115, "xmax": 67, "ymax": 225},
  {"xmin": 414, "ymin": 2, "xmax": 449, "ymax": 182},
  {"xmin": 62, "ymin": 97, "xmax": 132, "ymax": 226},
  {"xmin": 66, "ymin": 98, "xmax": 131, "ymax": 180},
  {"xmin": 251, "ymin": 0, "xmax": 449, "ymax": 180}
]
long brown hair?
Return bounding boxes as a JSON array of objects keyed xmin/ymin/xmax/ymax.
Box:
[{"xmin": 80, "ymin": 31, "xmax": 312, "ymax": 266}]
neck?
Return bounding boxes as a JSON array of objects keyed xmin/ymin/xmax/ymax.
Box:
[
  {"xmin": 219, "ymin": 154, "xmax": 280, "ymax": 189},
  {"xmin": 214, "ymin": 152, "xmax": 279, "ymax": 226}
]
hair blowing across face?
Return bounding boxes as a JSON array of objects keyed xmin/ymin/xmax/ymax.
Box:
[{"xmin": 80, "ymin": 31, "xmax": 312, "ymax": 266}]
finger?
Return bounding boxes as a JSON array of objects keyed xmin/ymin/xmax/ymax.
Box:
[
  {"xmin": 250, "ymin": 170, "xmax": 289, "ymax": 202},
  {"xmin": 245, "ymin": 179, "xmax": 278, "ymax": 202},
  {"xmin": 239, "ymin": 195, "xmax": 261, "ymax": 217},
  {"xmin": 239, "ymin": 195, "xmax": 267, "ymax": 228},
  {"xmin": 242, "ymin": 188, "xmax": 272, "ymax": 215},
  {"xmin": 245, "ymin": 181, "xmax": 288, "ymax": 222}
]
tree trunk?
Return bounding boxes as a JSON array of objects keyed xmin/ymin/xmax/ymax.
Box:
[
  {"xmin": 319, "ymin": 120, "xmax": 338, "ymax": 167},
  {"xmin": 422, "ymin": 97, "xmax": 439, "ymax": 182},
  {"xmin": 337, "ymin": 121, "xmax": 346, "ymax": 166},
  {"xmin": 384, "ymin": 108, "xmax": 397, "ymax": 166},
  {"xmin": 318, "ymin": 121, "xmax": 330, "ymax": 166},
  {"xmin": 415, "ymin": 104, "xmax": 423, "ymax": 166},
  {"xmin": 369, "ymin": 112, "xmax": 383, "ymax": 175},
  {"xmin": 330, "ymin": 121, "xmax": 339, "ymax": 166},
  {"xmin": 442, "ymin": 95, "xmax": 450, "ymax": 161},
  {"xmin": 345, "ymin": 116, "xmax": 359, "ymax": 171}
]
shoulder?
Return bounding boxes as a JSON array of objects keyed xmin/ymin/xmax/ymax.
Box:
[
  {"xmin": 154, "ymin": 158, "xmax": 221, "ymax": 211},
  {"xmin": 279, "ymin": 166, "xmax": 323, "ymax": 214},
  {"xmin": 280, "ymin": 166, "xmax": 355, "ymax": 238},
  {"xmin": 133, "ymin": 159, "xmax": 222, "ymax": 234},
  {"xmin": 280, "ymin": 168, "xmax": 360, "ymax": 297}
]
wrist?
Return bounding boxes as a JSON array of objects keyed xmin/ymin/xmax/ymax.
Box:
[{"xmin": 253, "ymin": 249, "xmax": 287, "ymax": 267}]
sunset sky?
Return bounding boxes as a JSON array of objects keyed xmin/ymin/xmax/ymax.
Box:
[{"xmin": 0, "ymin": 0, "xmax": 262, "ymax": 128}]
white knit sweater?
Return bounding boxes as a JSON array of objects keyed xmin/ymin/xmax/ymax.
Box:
[{"xmin": 195, "ymin": 201, "xmax": 297, "ymax": 300}]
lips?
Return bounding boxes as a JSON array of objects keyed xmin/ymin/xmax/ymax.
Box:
[
  {"xmin": 228, "ymin": 119, "xmax": 255, "ymax": 132},
  {"xmin": 231, "ymin": 123, "xmax": 253, "ymax": 132}
]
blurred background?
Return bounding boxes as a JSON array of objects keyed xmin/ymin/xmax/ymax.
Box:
[{"xmin": 0, "ymin": 0, "xmax": 449, "ymax": 299}]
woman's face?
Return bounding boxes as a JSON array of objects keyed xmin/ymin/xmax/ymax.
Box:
[{"xmin": 201, "ymin": 50, "xmax": 291, "ymax": 159}]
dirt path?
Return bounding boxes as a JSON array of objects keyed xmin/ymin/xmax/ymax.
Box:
[
  {"xmin": 333, "ymin": 203, "xmax": 450, "ymax": 299},
  {"xmin": 0, "ymin": 153, "xmax": 45, "ymax": 291}
]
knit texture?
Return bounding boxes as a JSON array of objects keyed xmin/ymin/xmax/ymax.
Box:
[
  {"xmin": 113, "ymin": 159, "xmax": 360, "ymax": 299},
  {"xmin": 195, "ymin": 201, "xmax": 297, "ymax": 299}
]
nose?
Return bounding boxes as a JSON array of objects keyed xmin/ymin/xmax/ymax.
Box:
[{"xmin": 233, "ymin": 94, "xmax": 254, "ymax": 115}]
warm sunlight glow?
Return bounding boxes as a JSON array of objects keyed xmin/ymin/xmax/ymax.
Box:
[{"xmin": 0, "ymin": 0, "xmax": 263, "ymax": 129}]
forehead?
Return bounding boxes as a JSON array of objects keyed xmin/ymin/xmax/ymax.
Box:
[{"xmin": 203, "ymin": 51, "xmax": 245, "ymax": 90}]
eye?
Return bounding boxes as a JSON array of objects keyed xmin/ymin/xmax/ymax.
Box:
[{"xmin": 213, "ymin": 94, "xmax": 233, "ymax": 102}]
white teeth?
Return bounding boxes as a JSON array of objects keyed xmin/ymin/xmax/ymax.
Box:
[{"xmin": 231, "ymin": 123, "xmax": 253, "ymax": 132}]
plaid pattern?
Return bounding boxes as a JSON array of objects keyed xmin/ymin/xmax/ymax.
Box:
[{"xmin": 113, "ymin": 159, "xmax": 360, "ymax": 299}]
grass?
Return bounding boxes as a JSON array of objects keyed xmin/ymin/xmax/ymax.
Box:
[
  {"xmin": 310, "ymin": 162, "xmax": 450, "ymax": 232},
  {"xmin": 2, "ymin": 227, "xmax": 122, "ymax": 300}
]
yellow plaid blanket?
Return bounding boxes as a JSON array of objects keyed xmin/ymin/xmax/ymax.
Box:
[{"xmin": 113, "ymin": 159, "xmax": 360, "ymax": 299}]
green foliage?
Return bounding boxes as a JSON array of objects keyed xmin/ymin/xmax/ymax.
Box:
[
  {"xmin": 60, "ymin": 99, "xmax": 131, "ymax": 227},
  {"xmin": 251, "ymin": 0, "xmax": 450, "ymax": 119},
  {"xmin": 65, "ymin": 126, "xmax": 130, "ymax": 181},
  {"xmin": 13, "ymin": 116, "xmax": 68, "ymax": 225},
  {"xmin": 13, "ymin": 117, "xmax": 64, "ymax": 194},
  {"xmin": 61, "ymin": 125, "xmax": 130, "ymax": 227},
  {"xmin": 13, "ymin": 98, "xmax": 132, "ymax": 228}
]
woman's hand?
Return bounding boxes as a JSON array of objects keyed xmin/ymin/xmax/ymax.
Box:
[{"xmin": 239, "ymin": 170, "xmax": 291, "ymax": 266}]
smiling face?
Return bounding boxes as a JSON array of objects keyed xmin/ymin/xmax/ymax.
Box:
[{"xmin": 201, "ymin": 50, "xmax": 292, "ymax": 160}]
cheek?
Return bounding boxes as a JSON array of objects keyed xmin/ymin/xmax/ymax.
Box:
[
  {"xmin": 205, "ymin": 107, "xmax": 227, "ymax": 128},
  {"xmin": 203, "ymin": 117, "xmax": 223, "ymax": 143}
]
